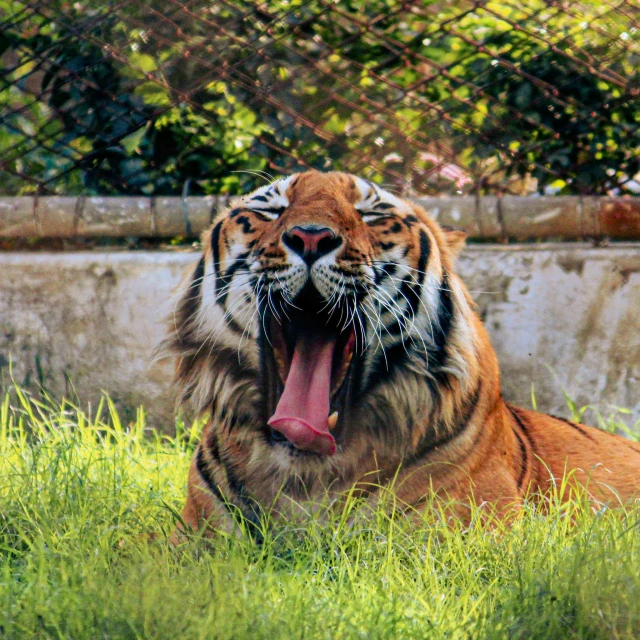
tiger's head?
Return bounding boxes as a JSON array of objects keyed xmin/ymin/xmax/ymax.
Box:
[{"xmin": 165, "ymin": 171, "xmax": 489, "ymax": 467}]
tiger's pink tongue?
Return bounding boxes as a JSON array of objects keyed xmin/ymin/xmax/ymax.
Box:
[{"xmin": 268, "ymin": 329, "xmax": 337, "ymax": 456}]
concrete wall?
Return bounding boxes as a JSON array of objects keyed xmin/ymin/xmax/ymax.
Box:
[
  {"xmin": 1, "ymin": 245, "xmax": 638, "ymax": 430},
  {"xmin": 2, "ymin": 195, "xmax": 640, "ymax": 240}
]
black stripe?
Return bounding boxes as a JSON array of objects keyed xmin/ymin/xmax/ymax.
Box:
[
  {"xmin": 222, "ymin": 457, "xmax": 263, "ymax": 537},
  {"xmin": 431, "ymin": 271, "xmax": 454, "ymax": 368},
  {"xmin": 187, "ymin": 256, "xmax": 204, "ymax": 304},
  {"xmin": 229, "ymin": 207, "xmax": 269, "ymax": 222},
  {"xmin": 252, "ymin": 205, "xmax": 286, "ymax": 215},
  {"xmin": 287, "ymin": 175, "xmax": 300, "ymax": 191},
  {"xmin": 372, "ymin": 202, "xmax": 395, "ymax": 210},
  {"xmin": 252, "ymin": 194, "xmax": 269, "ymax": 202},
  {"xmin": 576, "ymin": 421, "xmax": 640, "ymax": 456},
  {"xmin": 385, "ymin": 321, "xmax": 403, "ymax": 336},
  {"xmin": 177, "ymin": 257, "xmax": 205, "ymax": 337},
  {"xmin": 216, "ymin": 252, "xmax": 250, "ymax": 306},
  {"xmin": 224, "ymin": 461, "xmax": 248, "ymax": 503},
  {"xmin": 191, "ymin": 255, "xmax": 205, "ymax": 292},
  {"xmin": 223, "ymin": 408, "xmax": 259, "ymax": 433},
  {"xmin": 251, "ymin": 211, "xmax": 274, "ymax": 223},
  {"xmin": 366, "ymin": 217, "xmax": 391, "ymax": 227},
  {"xmin": 413, "ymin": 381, "xmax": 481, "ymax": 459},
  {"xmin": 224, "ymin": 252, "xmax": 250, "ymax": 279},
  {"xmin": 374, "ymin": 262, "xmax": 396, "ymax": 286},
  {"xmin": 513, "ymin": 428, "xmax": 529, "ymax": 492},
  {"xmin": 197, "ymin": 442, "xmax": 261, "ymax": 535},
  {"xmin": 365, "ymin": 343, "xmax": 409, "ymax": 392},
  {"xmin": 235, "ymin": 216, "xmax": 254, "ymax": 233},
  {"xmin": 416, "ymin": 230, "xmax": 430, "ymax": 284},
  {"xmin": 399, "ymin": 229, "xmax": 430, "ymax": 317},
  {"xmin": 399, "ymin": 276, "xmax": 420, "ymax": 317},
  {"xmin": 508, "ymin": 405, "xmax": 540, "ymax": 474},
  {"xmin": 508, "ymin": 405, "xmax": 528, "ymax": 434},
  {"xmin": 225, "ymin": 316, "xmax": 245, "ymax": 335},
  {"xmin": 362, "ymin": 210, "xmax": 390, "ymax": 218},
  {"xmin": 549, "ymin": 415, "xmax": 596, "ymax": 442},
  {"xmin": 196, "ymin": 445, "xmax": 225, "ymax": 504},
  {"xmin": 211, "ymin": 220, "xmax": 225, "ymax": 299},
  {"xmin": 206, "ymin": 429, "xmax": 221, "ymax": 461}
]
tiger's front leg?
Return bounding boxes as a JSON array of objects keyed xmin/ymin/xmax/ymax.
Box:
[{"xmin": 169, "ymin": 447, "xmax": 238, "ymax": 544}]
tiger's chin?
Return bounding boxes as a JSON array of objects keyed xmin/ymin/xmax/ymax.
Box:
[{"xmin": 261, "ymin": 284, "xmax": 359, "ymax": 457}]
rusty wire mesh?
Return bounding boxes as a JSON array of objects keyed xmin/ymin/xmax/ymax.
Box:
[{"xmin": 1, "ymin": 0, "xmax": 639, "ymax": 197}]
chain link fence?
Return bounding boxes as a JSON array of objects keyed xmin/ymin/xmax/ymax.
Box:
[{"xmin": 1, "ymin": 0, "xmax": 639, "ymax": 198}]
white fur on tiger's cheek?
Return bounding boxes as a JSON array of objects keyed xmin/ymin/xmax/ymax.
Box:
[
  {"xmin": 227, "ymin": 272, "xmax": 259, "ymax": 339},
  {"xmin": 421, "ymin": 272, "xmax": 442, "ymax": 326},
  {"xmin": 378, "ymin": 243, "xmax": 406, "ymax": 266},
  {"xmin": 195, "ymin": 253, "xmax": 226, "ymax": 338},
  {"xmin": 194, "ymin": 253, "xmax": 258, "ymax": 348},
  {"xmin": 227, "ymin": 239, "xmax": 250, "ymax": 262}
]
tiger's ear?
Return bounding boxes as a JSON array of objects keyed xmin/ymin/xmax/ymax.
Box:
[{"xmin": 444, "ymin": 229, "xmax": 467, "ymax": 259}]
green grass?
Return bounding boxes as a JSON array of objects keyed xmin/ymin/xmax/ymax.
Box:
[{"xmin": 1, "ymin": 384, "xmax": 640, "ymax": 640}]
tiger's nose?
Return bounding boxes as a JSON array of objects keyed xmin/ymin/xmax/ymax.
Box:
[{"xmin": 282, "ymin": 225, "xmax": 342, "ymax": 264}]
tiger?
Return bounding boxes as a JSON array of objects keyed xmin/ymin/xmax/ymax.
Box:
[{"xmin": 161, "ymin": 170, "xmax": 640, "ymax": 539}]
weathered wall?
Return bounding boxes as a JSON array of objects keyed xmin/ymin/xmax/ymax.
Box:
[
  {"xmin": 459, "ymin": 245, "xmax": 640, "ymax": 427},
  {"xmin": 2, "ymin": 195, "xmax": 640, "ymax": 240},
  {"xmin": 0, "ymin": 246, "xmax": 638, "ymax": 429}
]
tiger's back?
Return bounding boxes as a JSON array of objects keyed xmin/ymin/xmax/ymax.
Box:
[{"xmin": 512, "ymin": 407, "xmax": 640, "ymax": 504}]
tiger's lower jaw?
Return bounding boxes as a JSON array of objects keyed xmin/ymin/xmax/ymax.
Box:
[{"xmin": 260, "ymin": 294, "xmax": 359, "ymax": 457}]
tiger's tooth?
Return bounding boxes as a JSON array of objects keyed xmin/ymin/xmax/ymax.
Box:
[{"xmin": 328, "ymin": 412, "xmax": 339, "ymax": 431}]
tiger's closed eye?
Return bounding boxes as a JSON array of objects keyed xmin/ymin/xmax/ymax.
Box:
[
  {"xmin": 360, "ymin": 207, "xmax": 397, "ymax": 224},
  {"xmin": 360, "ymin": 211, "xmax": 396, "ymax": 224},
  {"xmin": 248, "ymin": 205, "xmax": 286, "ymax": 220}
]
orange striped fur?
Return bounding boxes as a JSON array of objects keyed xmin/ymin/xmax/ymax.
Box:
[{"xmin": 159, "ymin": 171, "xmax": 640, "ymax": 540}]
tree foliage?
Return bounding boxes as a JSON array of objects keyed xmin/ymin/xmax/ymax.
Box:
[{"xmin": 1, "ymin": 0, "xmax": 638, "ymax": 195}]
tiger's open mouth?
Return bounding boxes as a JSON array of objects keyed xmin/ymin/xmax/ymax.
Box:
[{"xmin": 262, "ymin": 285, "xmax": 358, "ymax": 456}]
